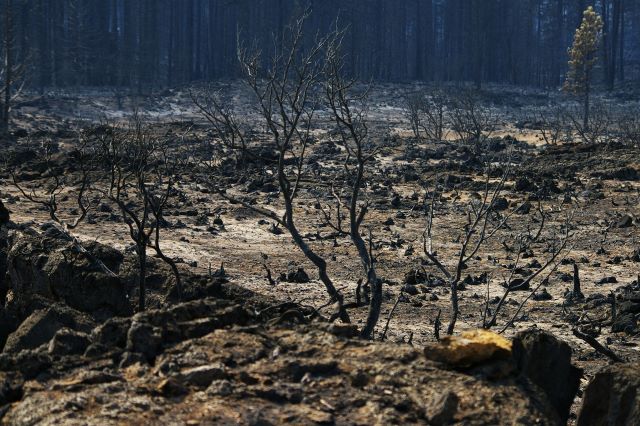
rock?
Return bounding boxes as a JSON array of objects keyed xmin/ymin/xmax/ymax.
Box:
[
  {"xmin": 514, "ymin": 177, "xmax": 536, "ymax": 192},
  {"xmin": 4, "ymin": 304, "xmax": 95, "ymax": 354},
  {"xmin": 577, "ymin": 363, "xmax": 640, "ymax": 426},
  {"xmin": 98, "ymin": 202, "xmax": 113, "ymax": 213},
  {"xmin": 591, "ymin": 166, "xmax": 639, "ymax": 181},
  {"xmin": 533, "ymin": 288, "xmax": 553, "ymax": 301},
  {"xmin": 615, "ymin": 213, "xmax": 634, "ymax": 228},
  {"xmin": 180, "ymin": 364, "xmax": 226, "ymax": 387},
  {"xmin": 206, "ymin": 379, "xmax": 233, "ymax": 396},
  {"xmin": 47, "ymin": 328, "xmax": 90, "ymax": 356},
  {"xmin": 0, "ymin": 230, "xmax": 8, "ymax": 306},
  {"xmin": 390, "ymin": 193, "xmax": 401, "ymax": 208},
  {"xmin": 424, "ymin": 329, "xmax": 512, "ymax": 367},
  {"xmin": 611, "ymin": 312, "xmax": 637, "ymax": 334},
  {"xmin": 90, "ymin": 317, "xmax": 132, "ymax": 349},
  {"xmin": 512, "ymin": 329, "xmax": 581, "ymax": 424},
  {"xmin": 0, "ymin": 200, "xmax": 9, "ymax": 224},
  {"xmin": 492, "ymin": 197, "xmax": 509, "ymax": 211},
  {"xmin": 596, "ymin": 276, "xmax": 618, "ymax": 285},
  {"xmin": 157, "ymin": 377, "xmax": 189, "ymax": 397},
  {"xmin": 126, "ymin": 321, "xmax": 162, "ymax": 362},
  {"xmin": 0, "ymin": 373, "xmax": 23, "ymax": 406},
  {"xmin": 119, "ymin": 351, "xmax": 147, "ymax": 368},
  {"xmin": 618, "ymin": 301, "xmax": 640, "ymax": 315},
  {"xmin": 322, "ymin": 323, "xmax": 359, "ymax": 338},
  {"xmin": 6, "ymin": 231, "xmax": 130, "ymax": 317},
  {"xmin": 281, "ymin": 266, "xmax": 310, "ymax": 283},
  {"xmin": 401, "ymin": 284, "xmax": 418, "ymax": 296},
  {"xmin": 505, "ymin": 278, "xmax": 529, "ymax": 291},
  {"xmin": 426, "ymin": 391, "xmax": 459, "ymax": 426},
  {"xmin": 1, "ymin": 324, "xmax": 562, "ymax": 425},
  {"xmin": 404, "ymin": 268, "xmax": 427, "ymax": 286},
  {"xmin": 0, "ymin": 309, "xmax": 18, "ymax": 351}
]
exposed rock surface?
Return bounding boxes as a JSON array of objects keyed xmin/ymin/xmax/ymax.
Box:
[
  {"xmin": 0, "ymin": 200, "xmax": 9, "ymax": 225},
  {"xmin": 0, "ymin": 225, "xmax": 611, "ymax": 425},
  {"xmin": 5, "ymin": 229, "xmax": 130, "ymax": 318},
  {"xmin": 512, "ymin": 329, "xmax": 582, "ymax": 424},
  {"xmin": 3, "ymin": 303, "xmax": 95, "ymax": 353},
  {"xmin": 0, "ymin": 317, "xmax": 563, "ymax": 425},
  {"xmin": 577, "ymin": 363, "xmax": 640, "ymax": 426}
]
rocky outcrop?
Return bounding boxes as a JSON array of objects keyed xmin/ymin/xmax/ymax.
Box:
[
  {"xmin": 577, "ymin": 363, "xmax": 640, "ymax": 426},
  {"xmin": 0, "ymin": 321, "xmax": 563, "ymax": 425},
  {"xmin": 3, "ymin": 303, "xmax": 95, "ymax": 353},
  {"xmin": 512, "ymin": 329, "xmax": 582, "ymax": 424},
  {"xmin": 0, "ymin": 286, "xmax": 583, "ymax": 426},
  {"xmin": 0, "ymin": 223, "xmax": 9, "ymax": 305},
  {"xmin": 0, "ymin": 200, "xmax": 9, "ymax": 225},
  {"xmin": 5, "ymin": 229, "xmax": 130, "ymax": 319}
]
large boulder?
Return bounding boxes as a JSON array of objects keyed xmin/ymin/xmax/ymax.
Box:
[
  {"xmin": 512, "ymin": 329, "xmax": 582, "ymax": 424},
  {"xmin": 5, "ymin": 229, "xmax": 131, "ymax": 318},
  {"xmin": 0, "ymin": 227, "xmax": 8, "ymax": 305},
  {"xmin": 577, "ymin": 363, "xmax": 640, "ymax": 426},
  {"xmin": 0, "ymin": 309, "xmax": 18, "ymax": 352},
  {"xmin": 3, "ymin": 303, "xmax": 95, "ymax": 353},
  {"xmin": 0, "ymin": 200, "xmax": 9, "ymax": 225}
]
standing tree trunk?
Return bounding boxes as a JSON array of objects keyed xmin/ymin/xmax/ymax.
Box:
[
  {"xmin": 137, "ymin": 242, "xmax": 147, "ymax": 311},
  {"xmin": 584, "ymin": 69, "xmax": 590, "ymax": 131},
  {"xmin": 2, "ymin": 0, "xmax": 13, "ymax": 135}
]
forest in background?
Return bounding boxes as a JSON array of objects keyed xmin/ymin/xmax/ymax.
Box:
[{"xmin": 1, "ymin": 0, "xmax": 638, "ymax": 92}]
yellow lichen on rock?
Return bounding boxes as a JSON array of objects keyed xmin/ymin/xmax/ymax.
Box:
[{"xmin": 424, "ymin": 329, "xmax": 513, "ymax": 367}]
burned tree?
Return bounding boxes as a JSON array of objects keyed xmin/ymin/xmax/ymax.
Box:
[
  {"xmin": 449, "ymin": 90, "xmax": 497, "ymax": 157},
  {"xmin": 421, "ymin": 157, "xmax": 573, "ymax": 335},
  {"xmin": 404, "ymin": 89, "xmax": 450, "ymax": 145},
  {"xmin": 0, "ymin": 0, "xmax": 25, "ymax": 136},
  {"xmin": 11, "ymin": 137, "xmax": 93, "ymax": 231},
  {"xmin": 98, "ymin": 115, "xmax": 182, "ymax": 310},
  {"xmin": 323, "ymin": 30, "xmax": 380, "ymax": 338},
  {"xmin": 195, "ymin": 13, "xmax": 351, "ymax": 323},
  {"xmin": 10, "ymin": 134, "xmax": 119, "ymax": 278}
]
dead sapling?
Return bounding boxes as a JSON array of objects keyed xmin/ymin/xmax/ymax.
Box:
[
  {"xmin": 190, "ymin": 85, "xmax": 265, "ymax": 167},
  {"xmin": 380, "ymin": 288, "xmax": 405, "ymax": 341},
  {"xmin": 497, "ymin": 212, "xmax": 575, "ymax": 333},
  {"xmin": 422, "ymin": 162, "xmax": 526, "ymax": 334},
  {"xmin": 567, "ymin": 101, "xmax": 612, "ymax": 145},
  {"xmin": 534, "ymin": 106, "xmax": 570, "ymax": 145},
  {"xmin": 404, "ymin": 89, "xmax": 450, "ymax": 156},
  {"xmin": 324, "ymin": 30, "xmax": 382, "ymax": 338},
  {"xmin": 11, "ymin": 135, "xmax": 115, "ymax": 277},
  {"xmin": 449, "ymin": 89, "xmax": 497, "ymax": 158},
  {"xmin": 98, "ymin": 115, "xmax": 183, "ymax": 310}
]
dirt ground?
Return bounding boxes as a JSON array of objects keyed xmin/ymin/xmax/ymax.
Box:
[{"xmin": 1, "ymin": 82, "xmax": 639, "ymax": 422}]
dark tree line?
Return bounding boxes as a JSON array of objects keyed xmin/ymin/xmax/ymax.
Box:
[{"xmin": 1, "ymin": 0, "xmax": 638, "ymax": 92}]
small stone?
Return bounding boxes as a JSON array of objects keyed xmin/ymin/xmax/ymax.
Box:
[
  {"xmin": 611, "ymin": 313, "xmax": 637, "ymax": 334},
  {"xmin": 206, "ymin": 379, "xmax": 233, "ymax": 396},
  {"xmin": 402, "ymin": 284, "xmax": 419, "ymax": 296},
  {"xmin": 126, "ymin": 322, "xmax": 162, "ymax": 361},
  {"xmin": 426, "ymin": 391, "xmax": 459, "ymax": 425},
  {"xmin": 533, "ymin": 288, "xmax": 553, "ymax": 301},
  {"xmin": 181, "ymin": 364, "xmax": 226, "ymax": 388},
  {"xmin": 157, "ymin": 378, "xmax": 188, "ymax": 397},
  {"xmin": 48, "ymin": 328, "xmax": 90, "ymax": 356}
]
